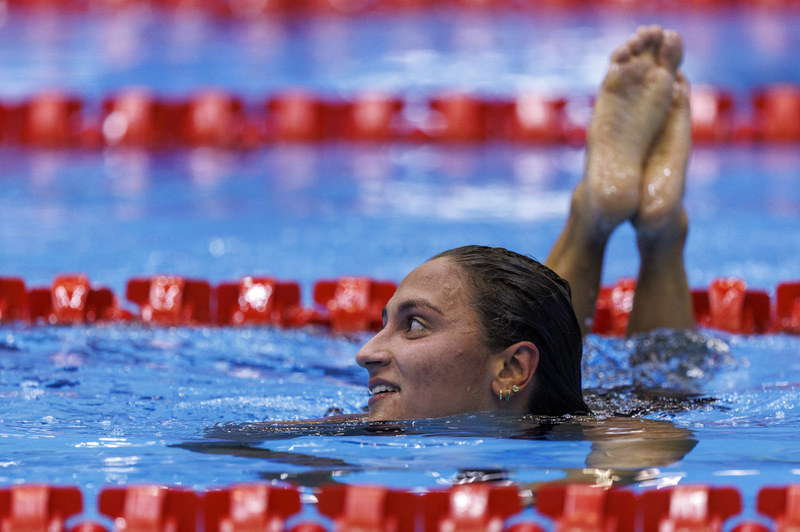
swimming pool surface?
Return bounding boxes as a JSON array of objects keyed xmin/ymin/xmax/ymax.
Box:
[{"xmin": 1, "ymin": 2, "xmax": 800, "ymax": 526}]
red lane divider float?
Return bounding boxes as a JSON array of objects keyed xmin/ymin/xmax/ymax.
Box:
[
  {"xmin": 755, "ymin": 485, "xmax": 800, "ymax": 532},
  {"xmin": 2, "ymin": 84, "xmax": 800, "ymax": 148},
  {"xmin": 126, "ymin": 275, "xmax": 212, "ymax": 325},
  {"xmin": 535, "ymin": 482, "xmax": 637, "ymax": 532},
  {"xmin": 752, "ymin": 84, "xmax": 800, "ymax": 142},
  {"xmin": 0, "ymin": 485, "xmax": 83, "ymax": 532},
  {"xmin": 203, "ymin": 483, "xmax": 302, "ymax": 532},
  {"xmin": 96, "ymin": 485, "xmax": 199, "ymax": 532},
  {"xmin": 692, "ymin": 279, "xmax": 773, "ymax": 335},
  {"xmin": 313, "ymin": 277, "xmax": 396, "ymax": 332},
  {"xmin": 776, "ymin": 283, "xmax": 800, "ymax": 334},
  {"xmin": 3, "ymin": 482, "xmax": 800, "ymax": 532},
  {"xmin": 316, "ymin": 484, "xmax": 419, "ymax": 531},
  {"xmin": 216, "ymin": 276, "xmax": 304, "ymax": 327},
  {"xmin": 0, "ymin": 278, "xmax": 26, "ymax": 322},
  {"xmin": 2, "ymin": 273, "xmax": 800, "ymax": 335},
  {"xmin": 641, "ymin": 485, "xmax": 742, "ymax": 532},
  {"xmin": 689, "ymin": 85, "xmax": 738, "ymax": 143},
  {"xmin": 27, "ymin": 274, "xmax": 123, "ymax": 325},
  {"xmin": 592, "ymin": 278, "xmax": 637, "ymax": 336},
  {"xmin": 422, "ymin": 483, "xmax": 522, "ymax": 531},
  {"xmin": 590, "ymin": 277, "xmax": 799, "ymax": 336},
  {"xmin": 592, "ymin": 277, "xmax": 788, "ymax": 336},
  {"xmin": 1, "ymin": 91, "xmax": 86, "ymax": 148}
]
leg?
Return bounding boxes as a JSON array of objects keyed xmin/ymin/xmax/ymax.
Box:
[
  {"xmin": 547, "ymin": 26, "xmax": 683, "ymax": 333},
  {"xmin": 626, "ymin": 72, "xmax": 694, "ymax": 333}
]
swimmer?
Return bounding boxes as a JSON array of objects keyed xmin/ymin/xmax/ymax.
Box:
[
  {"xmin": 187, "ymin": 25, "xmax": 699, "ymax": 491},
  {"xmin": 356, "ymin": 25, "xmax": 695, "ymax": 421}
]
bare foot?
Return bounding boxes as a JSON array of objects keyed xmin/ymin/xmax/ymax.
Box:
[
  {"xmin": 578, "ymin": 25, "xmax": 684, "ymax": 238},
  {"xmin": 546, "ymin": 27, "xmax": 687, "ymax": 333},
  {"xmin": 625, "ymin": 70, "xmax": 694, "ymax": 334},
  {"xmin": 635, "ymin": 71, "xmax": 691, "ymax": 244}
]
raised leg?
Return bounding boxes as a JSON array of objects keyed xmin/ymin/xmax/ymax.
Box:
[
  {"xmin": 546, "ymin": 26, "xmax": 683, "ymax": 333},
  {"xmin": 626, "ymin": 71, "xmax": 694, "ymax": 334}
]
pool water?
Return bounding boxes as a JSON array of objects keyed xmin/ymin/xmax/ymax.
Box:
[
  {"xmin": 2, "ymin": 321, "xmax": 800, "ymax": 510},
  {"xmin": 1, "ymin": 1, "xmax": 800, "ymax": 523},
  {"xmin": 3, "ymin": 144, "xmax": 799, "ymax": 293}
]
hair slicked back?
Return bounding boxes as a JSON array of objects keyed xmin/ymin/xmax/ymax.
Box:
[{"xmin": 432, "ymin": 245, "xmax": 590, "ymax": 415}]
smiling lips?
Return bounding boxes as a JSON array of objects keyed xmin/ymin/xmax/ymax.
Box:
[
  {"xmin": 368, "ymin": 382, "xmax": 400, "ymax": 405},
  {"xmin": 370, "ymin": 383, "xmax": 399, "ymax": 394}
]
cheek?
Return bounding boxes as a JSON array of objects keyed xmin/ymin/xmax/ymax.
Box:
[
  {"xmin": 406, "ymin": 348, "xmax": 481, "ymax": 394},
  {"xmin": 397, "ymin": 344, "xmax": 450, "ymax": 389},
  {"xmin": 405, "ymin": 355, "xmax": 446, "ymax": 387}
]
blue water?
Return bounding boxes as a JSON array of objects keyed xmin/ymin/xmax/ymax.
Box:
[
  {"xmin": 1, "ymin": 140, "xmax": 799, "ymax": 512},
  {"xmin": 1, "ymin": 322, "xmax": 800, "ymax": 508},
  {"xmin": 1, "ymin": 2, "xmax": 800, "ymax": 519},
  {"xmin": 2, "ymin": 144, "xmax": 799, "ymax": 296},
  {"xmin": 2, "ymin": 8, "xmax": 799, "ymax": 99}
]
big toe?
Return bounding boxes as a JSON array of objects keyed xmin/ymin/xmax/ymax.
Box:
[
  {"xmin": 659, "ymin": 29, "xmax": 684, "ymax": 72},
  {"xmin": 632, "ymin": 25, "xmax": 664, "ymax": 58}
]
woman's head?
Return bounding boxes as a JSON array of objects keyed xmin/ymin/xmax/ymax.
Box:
[
  {"xmin": 433, "ymin": 246, "xmax": 589, "ymax": 416},
  {"xmin": 356, "ymin": 245, "xmax": 589, "ymax": 420}
]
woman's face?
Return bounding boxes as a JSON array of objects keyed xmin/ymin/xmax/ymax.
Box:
[{"xmin": 355, "ymin": 257, "xmax": 500, "ymax": 420}]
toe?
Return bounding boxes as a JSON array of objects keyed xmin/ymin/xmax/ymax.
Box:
[
  {"xmin": 610, "ymin": 42, "xmax": 633, "ymax": 65},
  {"xmin": 672, "ymin": 72, "xmax": 690, "ymax": 107},
  {"xmin": 630, "ymin": 26, "xmax": 649, "ymax": 54},
  {"xmin": 634, "ymin": 25, "xmax": 663, "ymax": 58},
  {"xmin": 659, "ymin": 30, "xmax": 684, "ymax": 72}
]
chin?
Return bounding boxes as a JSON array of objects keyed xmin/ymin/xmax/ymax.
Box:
[
  {"xmin": 367, "ymin": 409, "xmax": 393, "ymax": 422},
  {"xmin": 368, "ymin": 407, "xmax": 408, "ymax": 422}
]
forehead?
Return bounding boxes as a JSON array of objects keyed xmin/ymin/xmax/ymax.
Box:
[{"xmin": 391, "ymin": 258, "xmax": 472, "ymax": 314}]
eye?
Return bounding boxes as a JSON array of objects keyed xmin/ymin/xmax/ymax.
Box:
[{"xmin": 406, "ymin": 317, "xmax": 425, "ymax": 334}]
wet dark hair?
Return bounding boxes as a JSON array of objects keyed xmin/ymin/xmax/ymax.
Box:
[{"xmin": 431, "ymin": 245, "xmax": 590, "ymax": 416}]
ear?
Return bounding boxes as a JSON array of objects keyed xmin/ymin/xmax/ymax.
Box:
[{"xmin": 492, "ymin": 341, "xmax": 539, "ymax": 409}]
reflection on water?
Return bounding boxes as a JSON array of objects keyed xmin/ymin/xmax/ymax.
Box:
[
  {"xmin": 178, "ymin": 327, "xmax": 725, "ymax": 491},
  {"xmin": 0, "ymin": 322, "xmax": 799, "ymax": 492},
  {"xmin": 2, "ymin": 144, "xmax": 798, "ymax": 296},
  {"xmin": 183, "ymin": 411, "xmax": 697, "ymax": 491},
  {"xmin": 2, "ymin": 8, "xmax": 799, "ymax": 96}
]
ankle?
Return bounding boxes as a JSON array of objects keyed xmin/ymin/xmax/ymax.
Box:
[
  {"xmin": 636, "ymin": 207, "xmax": 688, "ymax": 255},
  {"xmin": 570, "ymin": 181, "xmax": 620, "ymax": 246}
]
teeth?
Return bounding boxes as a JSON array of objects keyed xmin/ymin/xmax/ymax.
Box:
[{"xmin": 370, "ymin": 384, "xmax": 399, "ymax": 395}]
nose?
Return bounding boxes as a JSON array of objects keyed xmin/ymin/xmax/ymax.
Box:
[{"xmin": 355, "ymin": 330, "xmax": 391, "ymax": 370}]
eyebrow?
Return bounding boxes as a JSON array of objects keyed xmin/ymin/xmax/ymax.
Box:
[{"xmin": 382, "ymin": 299, "xmax": 445, "ymax": 322}]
